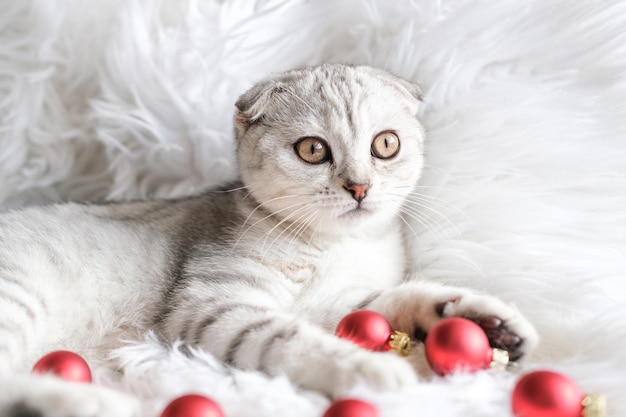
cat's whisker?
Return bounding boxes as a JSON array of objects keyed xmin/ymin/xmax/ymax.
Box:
[
  {"xmin": 399, "ymin": 198, "xmax": 464, "ymax": 232},
  {"xmin": 286, "ymin": 207, "xmax": 320, "ymax": 253},
  {"xmin": 276, "ymin": 202, "xmax": 323, "ymax": 252},
  {"xmin": 384, "ymin": 193, "xmax": 450, "ymax": 244},
  {"xmin": 242, "ymin": 190, "xmax": 254, "ymax": 200},
  {"xmin": 389, "ymin": 191, "xmax": 463, "ymax": 231},
  {"xmin": 305, "ymin": 210, "xmax": 323, "ymax": 247},
  {"xmin": 261, "ymin": 207, "xmax": 317, "ymax": 257},
  {"xmin": 394, "ymin": 184, "xmax": 451, "ymax": 190},
  {"xmin": 397, "ymin": 205, "xmax": 444, "ymax": 247},
  {"xmin": 397, "ymin": 199, "xmax": 458, "ymax": 246},
  {"xmin": 206, "ymin": 185, "xmax": 248, "ymax": 194},
  {"xmin": 279, "ymin": 211, "xmax": 315, "ymax": 255},
  {"xmin": 396, "ymin": 209, "xmax": 422, "ymax": 243},
  {"xmin": 232, "ymin": 199, "xmax": 309, "ymax": 252},
  {"xmin": 239, "ymin": 194, "xmax": 310, "ymax": 233},
  {"xmin": 401, "ymin": 196, "xmax": 455, "ymax": 232},
  {"xmin": 401, "ymin": 191, "xmax": 467, "ymax": 220},
  {"xmin": 283, "ymin": 203, "xmax": 319, "ymax": 242},
  {"xmin": 258, "ymin": 203, "xmax": 318, "ymax": 254},
  {"xmin": 406, "ymin": 198, "xmax": 460, "ymax": 237},
  {"xmin": 392, "ymin": 184, "xmax": 465, "ymax": 206},
  {"xmin": 396, "ymin": 202, "xmax": 445, "ymax": 242},
  {"xmin": 260, "ymin": 207, "xmax": 310, "ymax": 253},
  {"xmin": 241, "ymin": 194, "xmax": 305, "ymax": 230}
]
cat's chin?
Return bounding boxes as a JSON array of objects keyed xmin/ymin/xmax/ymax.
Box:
[
  {"xmin": 338, "ymin": 206, "xmax": 371, "ymax": 220},
  {"xmin": 314, "ymin": 206, "xmax": 393, "ymax": 236}
]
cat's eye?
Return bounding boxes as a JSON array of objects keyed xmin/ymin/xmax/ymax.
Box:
[
  {"xmin": 294, "ymin": 137, "xmax": 331, "ymax": 164},
  {"xmin": 371, "ymin": 131, "xmax": 400, "ymax": 160}
]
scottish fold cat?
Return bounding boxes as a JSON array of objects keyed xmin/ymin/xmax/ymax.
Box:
[{"xmin": 0, "ymin": 64, "xmax": 538, "ymax": 417}]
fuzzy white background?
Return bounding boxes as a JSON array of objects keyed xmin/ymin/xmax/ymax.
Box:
[{"xmin": 1, "ymin": 0, "xmax": 626, "ymax": 416}]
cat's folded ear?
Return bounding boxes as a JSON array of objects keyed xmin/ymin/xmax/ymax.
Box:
[
  {"xmin": 358, "ymin": 66, "xmax": 423, "ymax": 115},
  {"xmin": 234, "ymin": 80, "xmax": 285, "ymax": 133}
]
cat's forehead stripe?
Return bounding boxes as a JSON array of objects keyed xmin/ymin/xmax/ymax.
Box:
[{"xmin": 306, "ymin": 71, "xmax": 372, "ymax": 141}]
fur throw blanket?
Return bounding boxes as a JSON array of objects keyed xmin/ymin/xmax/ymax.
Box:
[{"xmin": 1, "ymin": 0, "xmax": 625, "ymax": 416}]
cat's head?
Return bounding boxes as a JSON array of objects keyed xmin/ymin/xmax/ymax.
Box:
[{"xmin": 234, "ymin": 63, "xmax": 424, "ymax": 236}]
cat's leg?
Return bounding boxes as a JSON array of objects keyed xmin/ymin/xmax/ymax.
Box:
[
  {"xmin": 0, "ymin": 308, "xmax": 141, "ymax": 417},
  {"xmin": 0, "ymin": 267, "xmax": 140, "ymax": 417},
  {"xmin": 0, "ymin": 374, "xmax": 141, "ymax": 417},
  {"xmin": 360, "ymin": 281, "xmax": 539, "ymax": 361},
  {"xmin": 0, "ymin": 303, "xmax": 141, "ymax": 417},
  {"xmin": 159, "ymin": 284, "xmax": 418, "ymax": 397}
]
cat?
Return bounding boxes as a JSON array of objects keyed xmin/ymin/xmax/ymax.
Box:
[{"xmin": 0, "ymin": 63, "xmax": 538, "ymax": 417}]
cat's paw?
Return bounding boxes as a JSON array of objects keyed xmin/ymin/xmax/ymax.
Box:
[
  {"xmin": 2, "ymin": 374, "xmax": 141, "ymax": 417},
  {"xmin": 368, "ymin": 282, "xmax": 539, "ymax": 363},
  {"xmin": 436, "ymin": 293, "xmax": 539, "ymax": 361},
  {"xmin": 327, "ymin": 349, "xmax": 418, "ymax": 397}
]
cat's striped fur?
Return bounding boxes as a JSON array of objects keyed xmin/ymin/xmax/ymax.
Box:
[{"xmin": 0, "ymin": 64, "xmax": 538, "ymax": 417}]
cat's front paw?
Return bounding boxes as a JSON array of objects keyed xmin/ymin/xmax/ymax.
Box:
[
  {"xmin": 327, "ymin": 349, "xmax": 418, "ymax": 397},
  {"xmin": 436, "ymin": 294, "xmax": 539, "ymax": 361},
  {"xmin": 367, "ymin": 283, "xmax": 539, "ymax": 363}
]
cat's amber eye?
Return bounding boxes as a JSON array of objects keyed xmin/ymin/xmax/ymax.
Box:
[
  {"xmin": 371, "ymin": 131, "xmax": 400, "ymax": 160},
  {"xmin": 294, "ymin": 137, "xmax": 331, "ymax": 164}
]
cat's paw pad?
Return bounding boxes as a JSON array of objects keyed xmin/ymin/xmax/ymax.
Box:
[
  {"xmin": 474, "ymin": 316, "xmax": 523, "ymax": 355},
  {"xmin": 437, "ymin": 295, "xmax": 538, "ymax": 361},
  {"xmin": 329, "ymin": 349, "xmax": 417, "ymax": 397}
]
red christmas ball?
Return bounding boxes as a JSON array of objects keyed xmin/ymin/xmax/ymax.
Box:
[
  {"xmin": 322, "ymin": 398, "xmax": 379, "ymax": 417},
  {"xmin": 512, "ymin": 371, "xmax": 584, "ymax": 417},
  {"xmin": 424, "ymin": 317, "xmax": 493, "ymax": 375},
  {"xmin": 335, "ymin": 310, "xmax": 393, "ymax": 352},
  {"xmin": 160, "ymin": 394, "xmax": 224, "ymax": 417},
  {"xmin": 32, "ymin": 350, "xmax": 92, "ymax": 383}
]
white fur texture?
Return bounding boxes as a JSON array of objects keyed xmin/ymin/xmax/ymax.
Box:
[{"xmin": 1, "ymin": 0, "xmax": 625, "ymax": 416}]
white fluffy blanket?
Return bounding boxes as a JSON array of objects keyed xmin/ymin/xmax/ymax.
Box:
[{"xmin": 2, "ymin": 0, "xmax": 625, "ymax": 416}]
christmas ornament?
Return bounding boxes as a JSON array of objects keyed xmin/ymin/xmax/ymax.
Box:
[
  {"xmin": 32, "ymin": 350, "xmax": 92, "ymax": 383},
  {"xmin": 322, "ymin": 398, "xmax": 379, "ymax": 417},
  {"xmin": 335, "ymin": 310, "xmax": 411, "ymax": 356},
  {"xmin": 424, "ymin": 317, "xmax": 509, "ymax": 375},
  {"xmin": 512, "ymin": 370, "xmax": 606, "ymax": 417},
  {"xmin": 160, "ymin": 394, "xmax": 224, "ymax": 417}
]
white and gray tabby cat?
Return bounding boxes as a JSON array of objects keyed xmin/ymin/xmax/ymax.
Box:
[{"xmin": 0, "ymin": 63, "xmax": 538, "ymax": 417}]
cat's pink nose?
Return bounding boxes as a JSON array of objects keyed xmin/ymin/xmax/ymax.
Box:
[{"xmin": 344, "ymin": 183, "xmax": 369, "ymax": 202}]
